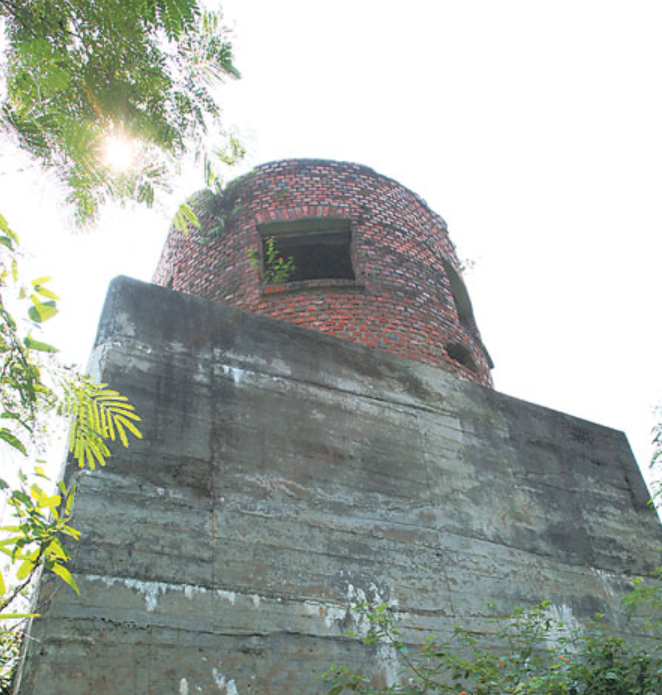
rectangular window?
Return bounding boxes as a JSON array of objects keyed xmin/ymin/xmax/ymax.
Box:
[{"xmin": 258, "ymin": 219, "xmax": 355, "ymax": 283}]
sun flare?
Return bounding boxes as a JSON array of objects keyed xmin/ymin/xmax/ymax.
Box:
[{"xmin": 103, "ymin": 134, "xmax": 138, "ymax": 172}]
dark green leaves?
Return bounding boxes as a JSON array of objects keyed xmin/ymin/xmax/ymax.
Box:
[
  {"xmin": 1, "ymin": 0, "xmax": 240, "ymax": 226},
  {"xmin": 156, "ymin": 0, "xmax": 201, "ymax": 39}
]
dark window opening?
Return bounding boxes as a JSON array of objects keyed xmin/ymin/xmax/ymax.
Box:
[
  {"xmin": 258, "ymin": 219, "xmax": 355, "ymax": 283},
  {"xmin": 446, "ymin": 342, "xmax": 477, "ymax": 373}
]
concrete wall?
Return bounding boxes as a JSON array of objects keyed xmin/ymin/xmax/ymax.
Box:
[{"xmin": 17, "ymin": 277, "xmax": 662, "ymax": 694}]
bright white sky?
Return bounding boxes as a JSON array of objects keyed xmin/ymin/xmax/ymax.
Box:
[{"xmin": 1, "ymin": 0, "xmax": 661, "ymax": 490}]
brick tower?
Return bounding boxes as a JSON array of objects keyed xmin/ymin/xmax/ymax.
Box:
[
  {"xmin": 16, "ymin": 160, "xmax": 662, "ymax": 695},
  {"xmin": 154, "ymin": 159, "xmax": 493, "ymax": 386}
]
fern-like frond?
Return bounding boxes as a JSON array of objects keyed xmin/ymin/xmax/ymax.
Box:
[
  {"xmin": 172, "ymin": 199, "xmax": 200, "ymax": 234},
  {"xmin": 63, "ymin": 377, "xmax": 142, "ymax": 469}
]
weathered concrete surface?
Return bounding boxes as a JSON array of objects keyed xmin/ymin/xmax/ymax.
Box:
[{"xmin": 17, "ymin": 277, "xmax": 662, "ymax": 694}]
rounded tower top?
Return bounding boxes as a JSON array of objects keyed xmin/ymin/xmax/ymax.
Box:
[{"xmin": 154, "ymin": 159, "xmax": 493, "ymax": 386}]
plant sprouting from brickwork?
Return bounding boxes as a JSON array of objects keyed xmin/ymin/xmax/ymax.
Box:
[
  {"xmin": 458, "ymin": 258, "xmax": 476, "ymax": 275},
  {"xmin": 248, "ymin": 236, "xmax": 296, "ymax": 285}
]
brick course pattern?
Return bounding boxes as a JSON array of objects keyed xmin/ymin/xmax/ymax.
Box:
[{"xmin": 153, "ymin": 159, "xmax": 493, "ymax": 386}]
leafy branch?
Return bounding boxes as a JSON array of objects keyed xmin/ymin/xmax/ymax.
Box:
[
  {"xmin": 0, "ymin": 215, "xmax": 141, "ymax": 627},
  {"xmin": 0, "ymin": 468, "xmax": 80, "ymax": 617},
  {"xmin": 0, "ymin": 0, "xmax": 242, "ymax": 227},
  {"xmin": 0, "ymin": 0, "xmax": 240, "ymax": 685}
]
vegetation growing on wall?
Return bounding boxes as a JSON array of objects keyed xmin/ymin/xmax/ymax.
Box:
[
  {"xmin": 248, "ymin": 236, "xmax": 297, "ymax": 285},
  {"xmin": 323, "ymin": 588, "xmax": 662, "ymax": 695}
]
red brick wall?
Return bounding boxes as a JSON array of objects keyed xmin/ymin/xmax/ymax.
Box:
[{"xmin": 153, "ymin": 159, "xmax": 493, "ymax": 387}]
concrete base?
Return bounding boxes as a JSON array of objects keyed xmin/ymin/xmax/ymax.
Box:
[{"xmin": 17, "ymin": 277, "xmax": 662, "ymax": 694}]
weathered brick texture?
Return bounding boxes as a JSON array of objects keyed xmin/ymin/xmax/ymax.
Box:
[{"xmin": 154, "ymin": 159, "xmax": 493, "ymax": 386}]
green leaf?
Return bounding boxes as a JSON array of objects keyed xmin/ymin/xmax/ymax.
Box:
[
  {"xmin": 173, "ymin": 201, "xmax": 200, "ymax": 233},
  {"xmin": 0, "ymin": 613, "xmax": 40, "ymax": 620},
  {"xmin": 65, "ymin": 485, "xmax": 76, "ymax": 515},
  {"xmin": 61, "ymin": 525, "xmax": 81, "ymax": 540},
  {"xmin": 0, "ymin": 213, "xmax": 18, "ymax": 243},
  {"xmin": 24, "ymin": 334, "xmax": 59, "ymax": 353},
  {"xmin": 12, "ymin": 488, "xmax": 29, "ymax": 504},
  {"xmin": 0, "ymin": 429, "xmax": 27, "ymax": 456},
  {"xmin": 30, "ymin": 484, "xmax": 61, "ymax": 509},
  {"xmin": 28, "ymin": 297, "xmax": 57, "ymax": 323},
  {"xmin": 45, "ymin": 539, "xmax": 68, "ymax": 562},
  {"xmin": 16, "ymin": 558, "xmax": 35, "ymax": 580},
  {"xmin": 34, "ymin": 285, "xmax": 60, "ymax": 301},
  {"xmin": 50, "ymin": 564, "xmax": 80, "ymax": 594}
]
